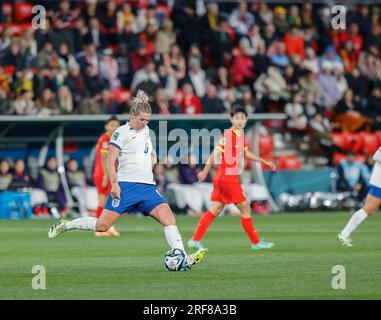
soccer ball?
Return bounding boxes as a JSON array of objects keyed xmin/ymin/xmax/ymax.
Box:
[{"xmin": 164, "ymin": 248, "xmax": 188, "ymax": 271}]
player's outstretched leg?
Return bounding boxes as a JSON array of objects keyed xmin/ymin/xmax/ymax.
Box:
[
  {"xmin": 150, "ymin": 203, "xmax": 206, "ymax": 270},
  {"xmin": 187, "ymin": 202, "xmax": 224, "ymax": 250},
  {"xmin": 338, "ymin": 193, "xmax": 380, "ymax": 247},
  {"xmin": 236, "ymin": 201, "xmax": 274, "ymax": 250},
  {"xmin": 48, "ymin": 209, "xmax": 119, "ymax": 238}
]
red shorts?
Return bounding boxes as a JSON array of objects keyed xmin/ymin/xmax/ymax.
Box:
[
  {"xmin": 211, "ymin": 179, "xmax": 246, "ymax": 204},
  {"xmin": 93, "ymin": 175, "xmax": 111, "ymax": 196}
]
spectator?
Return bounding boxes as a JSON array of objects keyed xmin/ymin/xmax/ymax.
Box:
[
  {"xmin": 364, "ymin": 86, "xmax": 381, "ymax": 130},
  {"xmin": 185, "ymin": 58, "xmax": 207, "ymax": 98},
  {"xmin": 337, "ymin": 152, "xmax": 368, "ymax": 202},
  {"xmin": 270, "ymin": 41, "xmax": 290, "ymax": 69},
  {"xmin": 71, "ymin": 17, "xmax": 89, "ymax": 53},
  {"xmin": 157, "ymin": 64, "xmax": 177, "ymax": 100},
  {"xmin": 228, "ymin": 1, "xmax": 255, "ymax": 35},
  {"xmin": 1, "ymin": 41, "xmax": 26, "ymax": 71},
  {"xmin": 180, "ymin": 83, "xmax": 202, "ymax": 114},
  {"xmin": 36, "ymin": 40, "xmax": 59, "ymax": 70},
  {"xmin": 357, "ymin": 44, "xmax": 381, "ymax": 80},
  {"xmin": 319, "ymin": 45, "xmax": 344, "ymax": 71},
  {"xmin": 0, "ymin": 87, "xmax": 11, "ymax": 114},
  {"xmin": 0, "ymin": 159, "xmax": 12, "ymax": 191},
  {"xmin": 57, "ymin": 86, "xmax": 73, "ymax": 114},
  {"xmin": 254, "ymin": 64, "xmax": 290, "ymax": 105},
  {"xmin": 284, "ymin": 65, "xmax": 300, "ymax": 94},
  {"xmin": 253, "ymin": 40, "xmax": 271, "ymax": 76},
  {"xmin": 298, "ymin": 69, "xmax": 320, "ymax": 98},
  {"xmin": 235, "ymin": 86, "xmax": 257, "ymax": 114},
  {"xmin": 309, "ymin": 113, "xmax": 336, "ymax": 166},
  {"xmin": 214, "ymin": 66, "xmax": 231, "ymax": 90},
  {"xmin": 83, "ymin": 17, "xmax": 108, "ymax": 50},
  {"xmin": 66, "ymin": 66, "xmax": 86, "ymax": 110},
  {"xmin": 230, "ymin": 38, "xmax": 255, "ymax": 87},
  {"xmin": 57, "ymin": 42, "xmax": 79, "ymax": 72},
  {"xmin": 99, "ymin": 48, "xmax": 121, "ymax": 90},
  {"xmin": 273, "ymin": 6, "xmax": 289, "ymax": 37},
  {"xmin": 10, "ymin": 159, "xmax": 31, "ymax": 189},
  {"xmin": 99, "ymin": 0, "xmax": 118, "ymax": 45},
  {"xmin": 257, "ymin": 3, "xmax": 274, "ymax": 27},
  {"xmin": 334, "ymin": 89, "xmax": 371, "ymax": 133},
  {"xmin": 284, "ymin": 26, "xmax": 305, "ymax": 61},
  {"xmin": 346, "ymin": 67, "xmax": 369, "ymax": 103},
  {"xmin": 66, "ymin": 158, "xmax": 88, "ymax": 217},
  {"xmin": 209, "ymin": 18, "xmax": 234, "ymax": 67},
  {"xmin": 53, "ymin": 0, "xmax": 78, "ymax": 29},
  {"xmin": 199, "ymin": 2, "xmax": 220, "ymax": 45},
  {"xmin": 139, "ymin": 22, "xmax": 158, "ymax": 57},
  {"xmin": 155, "ymin": 19, "xmax": 176, "ymax": 55},
  {"xmin": 38, "ymin": 156, "xmax": 68, "ymax": 217},
  {"xmin": 340, "ymin": 40, "xmax": 360, "ymax": 74},
  {"xmin": 117, "ymin": 3, "xmax": 137, "ymax": 34},
  {"xmin": 334, "ymin": 61, "xmax": 348, "ymax": 99},
  {"xmin": 10, "ymin": 90, "xmax": 36, "ymax": 115},
  {"xmin": 35, "ymin": 88, "xmax": 60, "ymax": 116},
  {"xmin": 288, "ymin": 4, "xmax": 302, "ymax": 28},
  {"xmin": 151, "ymin": 88, "xmax": 177, "ymax": 114},
  {"xmin": 131, "ymin": 60, "xmax": 160, "ymax": 96},
  {"xmin": 302, "ymin": 47, "xmax": 319, "ymax": 74},
  {"xmin": 285, "ymin": 92, "xmax": 308, "ymax": 133},
  {"xmin": 164, "ymin": 44, "xmax": 186, "ymax": 81},
  {"xmin": 201, "ymin": 84, "xmax": 225, "ymax": 113},
  {"xmin": 262, "ymin": 23, "xmax": 276, "ymax": 48},
  {"xmin": 318, "ymin": 61, "xmax": 341, "ymax": 109}
]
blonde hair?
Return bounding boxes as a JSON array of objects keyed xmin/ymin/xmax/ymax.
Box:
[{"xmin": 130, "ymin": 90, "xmax": 151, "ymax": 115}]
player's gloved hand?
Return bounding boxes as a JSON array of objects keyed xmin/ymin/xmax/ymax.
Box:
[
  {"xmin": 101, "ymin": 175, "xmax": 109, "ymax": 188},
  {"xmin": 197, "ymin": 170, "xmax": 208, "ymax": 182},
  {"xmin": 111, "ymin": 182, "xmax": 121, "ymax": 200}
]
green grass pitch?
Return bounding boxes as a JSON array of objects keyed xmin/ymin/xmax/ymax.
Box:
[{"xmin": 0, "ymin": 212, "xmax": 380, "ymax": 300}]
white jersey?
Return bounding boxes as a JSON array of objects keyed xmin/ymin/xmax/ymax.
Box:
[{"xmin": 109, "ymin": 123, "xmax": 155, "ymax": 185}]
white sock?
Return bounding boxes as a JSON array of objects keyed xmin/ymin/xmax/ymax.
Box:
[
  {"xmin": 164, "ymin": 225, "xmax": 185, "ymax": 252},
  {"xmin": 65, "ymin": 217, "xmax": 97, "ymax": 231},
  {"xmin": 341, "ymin": 209, "xmax": 368, "ymax": 237}
]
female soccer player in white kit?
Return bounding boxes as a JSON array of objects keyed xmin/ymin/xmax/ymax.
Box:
[
  {"xmin": 48, "ymin": 91, "xmax": 206, "ymax": 270},
  {"xmin": 338, "ymin": 147, "xmax": 381, "ymax": 247}
]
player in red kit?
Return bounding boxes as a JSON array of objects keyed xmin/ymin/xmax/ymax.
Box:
[
  {"xmin": 188, "ymin": 106, "xmax": 276, "ymax": 250},
  {"xmin": 93, "ymin": 116, "xmax": 121, "ymax": 237}
]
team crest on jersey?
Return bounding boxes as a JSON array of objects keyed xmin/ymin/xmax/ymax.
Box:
[
  {"xmin": 112, "ymin": 132, "xmax": 119, "ymax": 141},
  {"xmin": 144, "ymin": 143, "xmax": 149, "ymax": 154},
  {"xmin": 112, "ymin": 198, "xmax": 120, "ymax": 207}
]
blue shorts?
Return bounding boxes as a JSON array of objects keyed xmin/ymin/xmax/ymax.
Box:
[
  {"xmin": 369, "ymin": 184, "xmax": 381, "ymax": 199},
  {"xmin": 104, "ymin": 182, "xmax": 167, "ymax": 216}
]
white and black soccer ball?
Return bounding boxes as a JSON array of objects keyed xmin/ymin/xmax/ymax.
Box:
[{"xmin": 164, "ymin": 248, "xmax": 188, "ymax": 272}]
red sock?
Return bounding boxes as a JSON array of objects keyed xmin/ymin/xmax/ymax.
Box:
[
  {"xmin": 96, "ymin": 206, "xmax": 103, "ymax": 218},
  {"xmin": 192, "ymin": 210, "xmax": 217, "ymax": 241},
  {"xmin": 240, "ymin": 216, "xmax": 260, "ymax": 244}
]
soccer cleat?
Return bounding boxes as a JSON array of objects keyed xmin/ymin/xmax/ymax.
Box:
[
  {"xmin": 337, "ymin": 233, "xmax": 353, "ymax": 247},
  {"xmin": 251, "ymin": 239, "xmax": 274, "ymax": 250},
  {"xmin": 187, "ymin": 239, "xmax": 205, "ymax": 251},
  {"xmin": 48, "ymin": 219, "xmax": 67, "ymax": 239},
  {"xmin": 184, "ymin": 248, "xmax": 207, "ymax": 269}
]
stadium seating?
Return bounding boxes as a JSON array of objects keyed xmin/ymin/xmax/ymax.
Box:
[
  {"xmin": 360, "ymin": 132, "xmax": 379, "ymax": 155},
  {"xmin": 276, "ymin": 155, "xmax": 302, "ymax": 170},
  {"xmin": 258, "ymin": 135, "xmax": 274, "ymax": 157},
  {"xmin": 14, "ymin": 2, "xmax": 33, "ymax": 23}
]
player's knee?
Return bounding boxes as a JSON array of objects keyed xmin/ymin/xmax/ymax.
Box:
[
  {"xmin": 363, "ymin": 206, "xmax": 376, "ymax": 216},
  {"xmin": 241, "ymin": 211, "xmax": 251, "ymax": 218}
]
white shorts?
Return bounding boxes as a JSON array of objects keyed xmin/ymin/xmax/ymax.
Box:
[{"xmin": 369, "ymin": 162, "xmax": 381, "ymax": 188}]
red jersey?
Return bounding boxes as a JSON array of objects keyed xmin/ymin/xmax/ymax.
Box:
[
  {"xmin": 93, "ymin": 132, "xmax": 111, "ymax": 179},
  {"xmin": 213, "ymin": 128, "xmax": 248, "ymax": 183}
]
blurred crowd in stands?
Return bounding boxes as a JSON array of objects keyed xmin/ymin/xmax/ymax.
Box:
[{"xmin": 0, "ymin": 1, "xmax": 380, "ymax": 133}]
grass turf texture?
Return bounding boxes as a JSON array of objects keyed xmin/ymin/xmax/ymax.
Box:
[{"xmin": 0, "ymin": 212, "xmax": 380, "ymax": 300}]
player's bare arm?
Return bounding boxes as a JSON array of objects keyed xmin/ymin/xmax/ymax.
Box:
[
  {"xmin": 151, "ymin": 150, "xmax": 158, "ymax": 169},
  {"xmin": 198, "ymin": 149, "xmax": 221, "ymax": 182},
  {"xmin": 107, "ymin": 144, "xmax": 121, "ymax": 199},
  {"xmin": 100, "ymin": 152, "xmax": 109, "ymax": 187},
  {"xmin": 244, "ymin": 149, "xmax": 276, "ymax": 170}
]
